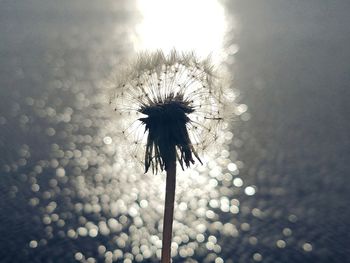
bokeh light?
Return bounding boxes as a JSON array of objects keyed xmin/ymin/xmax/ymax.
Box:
[{"xmin": 1, "ymin": 0, "xmax": 347, "ymax": 262}]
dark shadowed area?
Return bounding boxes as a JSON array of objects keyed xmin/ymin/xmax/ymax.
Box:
[{"xmin": 1, "ymin": 0, "xmax": 349, "ymax": 262}]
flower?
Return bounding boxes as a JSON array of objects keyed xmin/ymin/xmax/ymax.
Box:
[{"xmin": 109, "ymin": 50, "xmax": 229, "ymax": 173}]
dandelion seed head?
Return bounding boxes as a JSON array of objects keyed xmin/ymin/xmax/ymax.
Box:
[{"xmin": 109, "ymin": 50, "xmax": 233, "ymax": 173}]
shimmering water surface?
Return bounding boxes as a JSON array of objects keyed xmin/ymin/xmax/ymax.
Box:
[{"xmin": 1, "ymin": 0, "xmax": 350, "ymax": 262}]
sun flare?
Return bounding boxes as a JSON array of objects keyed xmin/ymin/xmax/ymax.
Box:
[{"xmin": 135, "ymin": 0, "xmax": 227, "ymax": 61}]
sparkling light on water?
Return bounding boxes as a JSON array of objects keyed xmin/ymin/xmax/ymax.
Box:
[{"xmin": 1, "ymin": 0, "xmax": 326, "ymax": 262}]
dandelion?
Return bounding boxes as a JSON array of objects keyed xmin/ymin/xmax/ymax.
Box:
[{"xmin": 109, "ymin": 50, "xmax": 230, "ymax": 263}]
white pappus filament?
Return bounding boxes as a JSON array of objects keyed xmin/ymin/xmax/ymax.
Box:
[{"xmin": 108, "ymin": 50, "xmax": 231, "ymax": 173}]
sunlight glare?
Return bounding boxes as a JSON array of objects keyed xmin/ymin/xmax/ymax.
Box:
[{"xmin": 135, "ymin": 0, "xmax": 227, "ymax": 60}]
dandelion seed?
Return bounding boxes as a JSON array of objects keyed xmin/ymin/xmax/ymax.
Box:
[
  {"xmin": 108, "ymin": 50, "xmax": 231, "ymax": 263},
  {"xmin": 109, "ymin": 50, "xmax": 228, "ymax": 173}
]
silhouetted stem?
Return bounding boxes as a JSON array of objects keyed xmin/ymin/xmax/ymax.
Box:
[{"xmin": 161, "ymin": 159, "xmax": 176, "ymax": 263}]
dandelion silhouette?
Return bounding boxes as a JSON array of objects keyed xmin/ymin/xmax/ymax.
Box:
[{"xmin": 109, "ymin": 50, "xmax": 227, "ymax": 263}]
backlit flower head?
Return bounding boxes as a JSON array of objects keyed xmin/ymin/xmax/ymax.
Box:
[{"xmin": 109, "ymin": 50, "xmax": 230, "ymax": 173}]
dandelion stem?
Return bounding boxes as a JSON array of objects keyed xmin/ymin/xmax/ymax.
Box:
[{"xmin": 161, "ymin": 151, "xmax": 176, "ymax": 263}]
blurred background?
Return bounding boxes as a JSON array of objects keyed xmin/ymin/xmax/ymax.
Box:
[{"xmin": 1, "ymin": 0, "xmax": 349, "ymax": 262}]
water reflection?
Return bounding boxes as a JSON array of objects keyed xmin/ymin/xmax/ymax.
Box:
[{"xmin": 0, "ymin": 0, "xmax": 334, "ymax": 262}]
